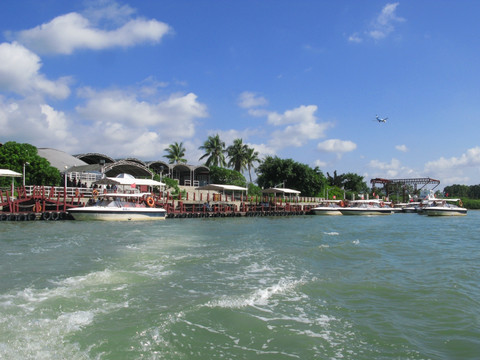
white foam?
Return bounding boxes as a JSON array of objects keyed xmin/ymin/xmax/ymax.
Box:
[
  {"xmin": 324, "ymin": 231, "xmax": 340, "ymax": 236},
  {"xmin": 207, "ymin": 278, "xmax": 305, "ymax": 309}
]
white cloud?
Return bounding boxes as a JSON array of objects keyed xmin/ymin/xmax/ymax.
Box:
[
  {"xmin": 74, "ymin": 89, "xmax": 207, "ymax": 157},
  {"xmin": 83, "ymin": 0, "xmax": 136, "ymax": 25},
  {"xmin": 314, "ymin": 159, "xmax": 328, "ymax": 168},
  {"xmin": 0, "ymin": 42, "xmax": 70, "ymax": 98},
  {"xmin": 396, "ymin": 144, "xmax": 408, "ymax": 152},
  {"xmin": 0, "ymin": 97, "xmax": 77, "ymax": 151},
  {"xmin": 317, "ymin": 139, "xmax": 357, "ymax": 156},
  {"xmin": 15, "ymin": 12, "xmax": 171, "ymax": 55},
  {"xmin": 267, "ymin": 105, "xmax": 331, "ymax": 148},
  {"xmin": 368, "ymin": 158, "xmax": 416, "ymax": 179},
  {"xmin": 423, "ymin": 147, "xmax": 480, "ymax": 185},
  {"xmin": 368, "ymin": 2, "xmax": 405, "ymax": 40},
  {"xmin": 349, "ymin": 2, "xmax": 405, "ymax": 43},
  {"xmin": 237, "ymin": 91, "xmax": 268, "ymax": 109},
  {"xmin": 348, "ymin": 33, "xmax": 362, "ymax": 43}
]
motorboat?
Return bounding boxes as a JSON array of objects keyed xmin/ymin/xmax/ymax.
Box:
[
  {"xmin": 401, "ymin": 202, "xmax": 421, "ymax": 213},
  {"xmin": 68, "ymin": 193, "xmax": 167, "ymax": 221},
  {"xmin": 310, "ymin": 200, "xmax": 343, "ymax": 215},
  {"xmin": 423, "ymin": 199, "xmax": 467, "ymax": 216},
  {"xmin": 338, "ymin": 200, "xmax": 395, "ymax": 216}
]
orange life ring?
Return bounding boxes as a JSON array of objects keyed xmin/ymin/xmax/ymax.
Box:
[
  {"xmin": 35, "ymin": 202, "xmax": 42, "ymax": 213},
  {"xmin": 146, "ymin": 196, "xmax": 155, "ymax": 207},
  {"xmin": 340, "ymin": 200, "xmax": 345, "ymax": 207},
  {"xmin": 380, "ymin": 201, "xmax": 385, "ymax": 207},
  {"xmin": 92, "ymin": 189, "xmax": 99, "ymax": 197},
  {"xmin": 75, "ymin": 188, "xmax": 80, "ymax": 197}
]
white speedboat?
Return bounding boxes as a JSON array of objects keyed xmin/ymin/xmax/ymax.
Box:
[
  {"xmin": 68, "ymin": 193, "xmax": 167, "ymax": 221},
  {"xmin": 339, "ymin": 200, "xmax": 394, "ymax": 216},
  {"xmin": 423, "ymin": 200, "xmax": 467, "ymax": 216},
  {"xmin": 401, "ymin": 202, "xmax": 421, "ymax": 213},
  {"xmin": 310, "ymin": 200, "xmax": 343, "ymax": 215}
]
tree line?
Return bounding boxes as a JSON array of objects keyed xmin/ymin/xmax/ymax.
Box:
[
  {"xmin": 443, "ymin": 184, "xmax": 480, "ymax": 199},
  {"xmin": 164, "ymin": 134, "xmax": 369, "ymax": 197},
  {"xmin": 0, "ymin": 138, "xmax": 369, "ymax": 198}
]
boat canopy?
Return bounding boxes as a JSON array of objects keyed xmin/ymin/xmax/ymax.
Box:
[
  {"xmin": 262, "ymin": 187, "xmax": 301, "ymax": 195},
  {"xmin": 0, "ymin": 169, "xmax": 22, "ymax": 177},
  {"xmin": 195, "ymin": 184, "xmax": 248, "ymax": 192},
  {"xmin": 107, "ymin": 176, "xmax": 165, "ymax": 187}
]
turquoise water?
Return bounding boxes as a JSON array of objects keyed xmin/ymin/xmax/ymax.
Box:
[{"xmin": 1, "ymin": 212, "xmax": 479, "ymax": 359}]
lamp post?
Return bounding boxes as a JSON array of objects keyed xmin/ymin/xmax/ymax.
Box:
[
  {"xmin": 99, "ymin": 160, "xmax": 106, "ymax": 179},
  {"xmin": 22, "ymin": 162, "xmax": 29, "ymax": 187}
]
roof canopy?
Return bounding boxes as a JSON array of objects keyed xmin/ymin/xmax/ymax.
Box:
[
  {"xmin": 196, "ymin": 184, "xmax": 247, "ymax": 192},
  {"xmin": 0, "ymin": 169, "xmax": 22, "ymax": 177},
  {"xmin": 107, "ymin": 177, "xmax": 165, "ymax": 187},
  {"xmin": 262, "ymin": 187, "xmax": 301, "ymax": 195}
]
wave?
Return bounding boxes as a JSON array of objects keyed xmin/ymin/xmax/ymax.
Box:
[{"xmin": 206, "ymin": 277, "xmax": 306, "ymax": 309}]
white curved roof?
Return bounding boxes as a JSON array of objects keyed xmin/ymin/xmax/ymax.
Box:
[
  {"xmin": 0, "ymin": 169, "xmax": 22, "ymax": 177},
  {"xmin": 37, "ymin": 148, "xmax": 88, "ymax": 171}
]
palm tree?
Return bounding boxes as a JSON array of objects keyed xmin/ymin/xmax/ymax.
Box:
[
  {"xmin": 245, "ymin": 146, "xmax": 260, "ymax": 183},
  {"xmin": 164, "ymin": 142, "xmax": 187, "ymax": 164},
  {"xmin": 227, "ymin": 138, "xmax": 248, "ymax": 172},
  {"xmin": 198, "ymin": 134, "xmax": 227, "ymax": 167}
]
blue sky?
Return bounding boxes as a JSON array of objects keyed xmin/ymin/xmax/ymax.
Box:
[{"xmin": 1, "ymin": 0, "xmax": 479, "ymax": 187}]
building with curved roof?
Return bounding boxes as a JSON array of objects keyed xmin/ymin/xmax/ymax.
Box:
[
  {"xmin": 75, "ymin": 153, "xmax": 115, "ymax": 165},
  {"xmin": 38, "ymin": 148, "xmax": 211, "ymax": 187},
  {"xmin": 38, "ymin": 148, "xmax": 88, "ymax": 170}
]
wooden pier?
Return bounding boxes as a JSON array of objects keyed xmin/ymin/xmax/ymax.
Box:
[{"xmin": 0, "ymin": 185, "xmax": 317, "ymax": 221}]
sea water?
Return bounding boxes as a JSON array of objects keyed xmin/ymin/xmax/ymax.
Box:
[{"xmin": 0, "ymin": 212, "xmax": 479, "ymax": 359}]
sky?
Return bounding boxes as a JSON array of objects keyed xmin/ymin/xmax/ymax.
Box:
[{"xmin": 1, "ymin": 0, "xmax": 479, "ymax": 188}]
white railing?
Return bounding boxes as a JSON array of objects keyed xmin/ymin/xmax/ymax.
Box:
[{"xmin": 24, "ymin": 186, "xmax": 94, "ymax": 198}]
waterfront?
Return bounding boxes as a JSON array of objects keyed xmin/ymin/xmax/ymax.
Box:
[{"xmin": 1, "ymin": 212, "xmax": 479, "ymax": 359}]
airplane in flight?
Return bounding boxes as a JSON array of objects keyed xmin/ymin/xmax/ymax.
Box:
[{"xmin": 375, "ymin": 115, "xmax": 388, "ymax": 123}]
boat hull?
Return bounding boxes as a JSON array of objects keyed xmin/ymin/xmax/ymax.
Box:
[
  {"xmin": 424, "ymin": 208, "xmax": 467, "ymax": 216},
  {"xmin": 339, "ymin": 208, "xmax": 394, "ymax": 216},
  {"xmin": 68, "ymin": 208, "xmax": 166, "ymax": 221},
  {"xmin": 310, "ymin": 208, "xmax": 342, "ymax": 216}
]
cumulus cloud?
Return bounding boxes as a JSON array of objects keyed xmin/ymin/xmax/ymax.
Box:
[
  {"xmin": 75, "ymin": 89, "xmax": 208, "ymax": 157},
  {"xmin": 0, "ymin": 42, "xmax": 70, "ymax": 98},
  {"xmin": 424, "ymin": 147, "xmax": 480, "ymax": 180},
  {"xmin": 349, "ymin": 2, "xmax": 405, "ymax": 43},
  {"xmin": 317, "ymin": 139, "xmax": 357, "ymax": 157},
  {"xmin": 267, "ymin": 105, "xmax": 331, "ymax": 148},
  {"xmin": 368, "ymin": 158, "xmax": 416, "ymax": 179},
  {"xmin": 237, "ymin": 91, "xmax": 268, "ymax": 109},
  {"xmin": 14, "ymin": 11, "xmax": 171, "ymax": 55},
  {"xmin": 348, "ymin": 33, "xmax": 362, "ymax": 43},
  {"xmin": 396, "ymin": 144, "xmax": 408, "ymax": 152},
  {"xmin": 0, "ymin": 96, "xmax": 77, "ymax": 151}
]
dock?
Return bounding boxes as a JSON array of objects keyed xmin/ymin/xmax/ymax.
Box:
[{"xmin": 0, "ymin": 185, "xmax": 317, "ymax": 221}]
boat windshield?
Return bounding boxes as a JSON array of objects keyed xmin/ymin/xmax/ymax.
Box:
[{"xmin": 95, "ymin": 197, "xmax": 144, "ymax": 207}]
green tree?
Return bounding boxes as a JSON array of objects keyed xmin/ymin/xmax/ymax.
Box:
[
  {"xmin": 199, "ymin": 134, "xmax": 227, "ymax": 167},
  {"xmin": 245, "ymin": 147, "xmax": 260, "ymax": 183},
  {"xmin": 342, "ymin": 172, "xmax": 368, "ymax": 193},
  {"xmin": 209, "ymin": 166, "xmax": 246, "ymax": 187},
  {"xmin": 443, "ymin": 184, "xmax": 469, "ymax": 198},
  {"xmin": 326, "ymin": 170, "xmax": 344, "ymax": 187},
  {"xmin": 227, "ymin": 138, "xmax": 248, "ymax": 172},
  {"xmin": 0, "ymin": 141, "xmax": 61, "ymax": 186},
  {"xmin": 164, "ymin": 142, "xmax": 187, "ymax": 164},
  {"xmin": 256, "ymin": 156, "xmax": 326, "ymax": 197}
]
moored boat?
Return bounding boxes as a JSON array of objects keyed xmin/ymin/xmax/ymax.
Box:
[
  {"xmin": 339, "ymin": 200, "xmax": 395, "ymax": 216},
  {"xmin": 68, "ymin": 193, "xmax": 166, "ymax": 221},
  {"xmin": 423, "ymin": 199, "xmax": 467, "ymax": 216},
  {"xmin": 310, "ymin": 200, "xmax": 343, "ymax": 215}
]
